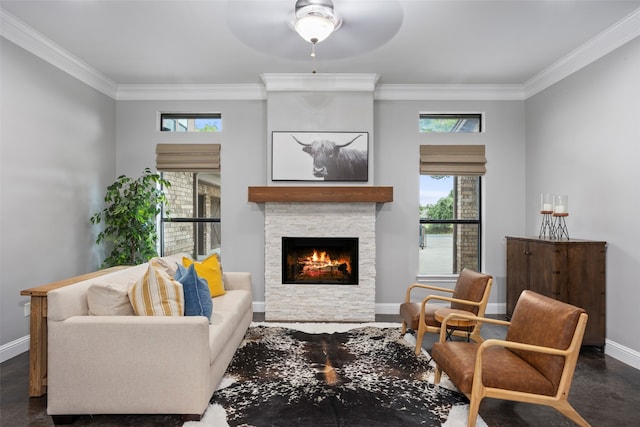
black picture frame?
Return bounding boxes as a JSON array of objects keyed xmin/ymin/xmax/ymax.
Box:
[{"xmin": 272, "ymin": 131, "xmax": 369, "ymax": 182}]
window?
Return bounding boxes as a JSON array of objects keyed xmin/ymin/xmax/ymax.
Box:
[
  {"xmin": 419, "ymin": 113, "xmax": 481, "ymax": 133},
  {"xmin": 419, "ymin": 175, "xmax": 481, "ymax": 275},
  {"xmin": 419, "ymin": 144, "xmax": 486, "ymax": 276},
  {"xmin": 161, "ymin": 113, "xmax": 222, "ymax": 132},
  {"xmin": 161, "ymin": 172, "xmax": 220, "ymax": 260},
  {"xmin": 156, "ymin": 144, "xmax": 221, "ymax": 260}
]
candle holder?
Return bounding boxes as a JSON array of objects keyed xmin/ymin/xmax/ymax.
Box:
[
  {"xmin": 552, "ymin": 195, "xmax": 569, "ymax": 239},
  {"xmin": 538, "ymin": 193, "xmax": 554, "ymax": 238}
]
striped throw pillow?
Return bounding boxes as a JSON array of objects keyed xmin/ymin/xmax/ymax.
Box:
[{"xmin": 129, "ymin": 260, "xmax": 184, "ymax": 316}]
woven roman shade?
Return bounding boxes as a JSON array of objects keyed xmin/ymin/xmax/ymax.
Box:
[
  {"xmin": 420, "ymin": 145, "xmax": 486, "ymax": 176},
  {"xmin": 156, "ymin": 144, "xmax": 220, "ymax": 172}
]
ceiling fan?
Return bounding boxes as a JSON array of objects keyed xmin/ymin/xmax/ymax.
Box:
[
  {"xmin": 225, "ymin": 0, "xmax": 404, "ymax": 62},
  {"xmin": 293, "ymin": 0, "xmax": 342, "ymax": 44}
]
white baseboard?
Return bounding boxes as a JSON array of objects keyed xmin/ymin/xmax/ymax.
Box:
[
  {"xmin": 484, "ymin": 302, "xmax": 506, "ymax": 316},
  {"xmin": 374, "ymin": 302, "xmax": 506, "ymax": 316},
  {"xmin": 373, "ymin": 303, "xmax": 399, "ymax": 315},
  {"xmin": 253, "ymin": 301, "xmax": 507, "ymax": 316},
  {"xmin": 0, "ymin": 335, "xmax": 29, "ymax": 363},
  {"xmin": 605, "ymin": 339, "xmax": 640, "ymax": 370}
]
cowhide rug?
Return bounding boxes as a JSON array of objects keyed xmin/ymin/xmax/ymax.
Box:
[{"xmin": 184, "ymin": 323, "xmax": 486, "ymax": 427}]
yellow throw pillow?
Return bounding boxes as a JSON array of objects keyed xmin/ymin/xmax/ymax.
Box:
[
  {"xmin": 183, "ymin": 254, "xmax": 226, "ymax": 297},
  {"xmin": 129, "ymin": 260, "xmax": 184, "ymax": 316}
]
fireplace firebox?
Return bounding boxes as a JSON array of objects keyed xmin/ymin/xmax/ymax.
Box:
[{"xmin": 282, "ymin": 237, "xmax": 358, "ymax": 285}]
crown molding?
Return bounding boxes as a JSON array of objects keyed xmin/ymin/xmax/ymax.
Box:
[
  {"xmin": 1, "ymin": 10, "xmax": 118, "ymax": 99},
  {"xmin": 3, "ymin": 7, "xmax": 639, "ymax": 102},
  {"xmin": 261, "ymin": 73, "xmax": 380, "ymax": 92},
  {"xmin": 524, "ymin": 7, "xmax": 640, "ymax": 99},
  {"xmin": 118, "ymin": 82, "xmax": 525, "ymax": 101},
  {"xmin": 374, "ymin": 84, "xmax": 525, "ymax": 101},
  {"xmin": 116, "ymin": 84, "xmax": 266, "ymax": 101}
]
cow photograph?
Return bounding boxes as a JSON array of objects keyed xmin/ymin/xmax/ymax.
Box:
[{"xmin": 272, "ymin": 131, "xmax": 369, "ymax": 182}]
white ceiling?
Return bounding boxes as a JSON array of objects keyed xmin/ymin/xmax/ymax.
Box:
[{"xmin": 2, "ymin": 0, "xmax": 640, "ymax": 98}]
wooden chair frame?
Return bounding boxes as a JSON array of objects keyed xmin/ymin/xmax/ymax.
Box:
[
  {"xmin": 433, "ymin": 311, "xmax": 590, "ymax": 427},
  {"xmin": 401, "ymin": 277, "xmax": 493, "ymax": 355}
]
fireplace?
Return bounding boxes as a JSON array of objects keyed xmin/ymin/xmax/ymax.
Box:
[
  {"xmin": 282, "ymin": 237, "xmax": 358, "ymax": 285},
  {"xmin": 264, "ymin": 202, "xmax": 377, "ymax": 321}
]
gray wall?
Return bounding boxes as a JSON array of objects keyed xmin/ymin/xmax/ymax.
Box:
[
  {"xmin": 375, "ymin": 100, "xmax": 526, "ymax": 310},
  {"xmin": 525, "ymin": 36, "xmax": 640, "ymax": 354},
  {"xmin": 115, "ymin": 100, "xmax": 266, "ymax": 299},
  {"xmin": 3, "ymin": 34, "xmax": 639, "ymax": 365},
  {"xmin": 266, "ymin": 91, "xmax": 374, "ymax": 183},
  {"xmin": 0, "ymin": 39, "xmax": 116, "ymax": 350},
  {"xmin": 114, "ymin": 96, "xmax": 526, "ymax": 313}
]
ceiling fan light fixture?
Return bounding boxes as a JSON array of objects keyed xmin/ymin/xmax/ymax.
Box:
[
  {"xmin": 295, "ymin": 15, "xmax": 334, "ymax": 43},
  {"xmin": 294, "ymin": 0, "xmax": 341, "ymax": 43}
]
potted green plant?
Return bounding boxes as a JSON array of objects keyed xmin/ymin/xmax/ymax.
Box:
[{"xmin": 90, "ymin": 168, "xmax": 171, "ymax": 267}]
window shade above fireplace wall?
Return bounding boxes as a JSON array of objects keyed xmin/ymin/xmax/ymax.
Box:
[
  {"xmin": 420, "ymin": 145, "xmax": 486, "ymax": 176},
  {"xmin": 156, "ymin": 144, "xmax": 220, "ymax": 172}
]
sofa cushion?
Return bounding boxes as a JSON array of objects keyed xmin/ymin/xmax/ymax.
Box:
[
  {"xmin": 207, "ymin": 311, "xmax": 236, "ymax": 364},
  {"xmin": 129, "ymin": 260, "xmax": 184, "ymax": 316},
  {"xmin": 212, "ymin": 288, "xmax": 252, "ymax": 314},
  {"xmin": 87, "ymin": 280, "xmax": 135, "ymax": 316},
  {"xmin": 183, "ymin": 254, "xmax": 225, "ymax": 297},
  {"xmin": 207, "ymin": 289, "xmax": 253, "ymax": 364},
  {"xmin": 175, "ymin": 264, "xmax": 212, "ymax": 319}
]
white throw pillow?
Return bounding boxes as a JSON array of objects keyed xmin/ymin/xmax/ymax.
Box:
[
  {"xmin": 153, "ymin": 252, "xmax": 192, "ymax": 277},
  {"xmin": 87, "ymin": 281, "xmax": 135, "ymax": 316}
]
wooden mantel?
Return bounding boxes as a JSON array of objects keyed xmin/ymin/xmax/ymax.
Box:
[{"xmin": 248, "ymin": 186, "xmax": 393, "ymax": 203}]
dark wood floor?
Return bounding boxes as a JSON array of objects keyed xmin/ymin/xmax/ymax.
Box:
[{"xmin": 2, "ymin": 314, "xmax": 640, "ymax": 426}]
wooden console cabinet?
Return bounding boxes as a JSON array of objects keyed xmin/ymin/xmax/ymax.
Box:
[{"xmin": 506, "ymin": 236, "xmax": 606, "ymax": 349}]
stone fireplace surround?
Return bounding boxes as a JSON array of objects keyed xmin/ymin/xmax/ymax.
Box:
[{"xmin": 250, "ymin": 186, "xmax": 392, "ymax": 322}]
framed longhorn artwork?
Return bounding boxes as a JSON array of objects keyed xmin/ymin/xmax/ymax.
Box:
[{"xmin": 272, "ymin": 131, "xmax": 369, "ymax": 182}]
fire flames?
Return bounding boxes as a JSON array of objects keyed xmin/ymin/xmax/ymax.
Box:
[{"xmin": 299, "ymin": 250, "xmax": 351, "ymax": 277}]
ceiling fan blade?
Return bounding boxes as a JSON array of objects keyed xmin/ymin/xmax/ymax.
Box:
[{"xmin": 225, "ymin": 0, "xmax": 403, "ymax": 60}]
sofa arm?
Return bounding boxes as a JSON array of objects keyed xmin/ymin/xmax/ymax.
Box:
[
  {"xmin": 223, "ymin": 272, "xmax": 252, "ymax": 292},
  {"xmin": 47, "ymin": 315, "xmax": 211, "ymax": 415}
]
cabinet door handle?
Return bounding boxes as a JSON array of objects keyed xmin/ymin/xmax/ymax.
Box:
[{"xmin": 522, "ymin": 250, "xmax": 531, "ymax": 255}]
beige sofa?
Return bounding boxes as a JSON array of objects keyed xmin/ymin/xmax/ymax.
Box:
[{"xmin": 46, "ymin": 254, "xmax": 253, "ymax": 424}]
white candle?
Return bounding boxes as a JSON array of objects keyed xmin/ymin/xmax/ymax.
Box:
[
  {"xmin": 555, "ymin": 205, "xmax": 566, "ymax": 213},
  {"xmin": 543, "ymin": 203, "xmax": 552, "ymax": 211}
]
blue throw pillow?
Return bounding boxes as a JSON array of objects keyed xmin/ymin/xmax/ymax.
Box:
[{"xmin": 174, "ymin": 263, "xmax": 213, "ymax": 319}]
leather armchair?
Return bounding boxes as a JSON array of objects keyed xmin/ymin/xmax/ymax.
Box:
[
  {"xmin": 400, "ymin": 268, "xmax": 493, "ymax": 354},
  {"xmin": 432, "ymin": 290, "xmax": 590, "ymax": 427}
]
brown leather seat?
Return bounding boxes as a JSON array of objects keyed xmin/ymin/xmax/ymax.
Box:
[
  {"xmin": 400, "ymin": 268, "xmax": 493, "ymax": 354},
  {"xmin": 432, "ymin": 290, "xmax": 590, "ymax": 427}
]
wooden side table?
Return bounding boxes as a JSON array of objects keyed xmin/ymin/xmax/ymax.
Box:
[
  {"xmin": 20, "ymin": 266, "xmax": 131, "ymax": 397},
  {"xmin": 435, "ymin": 308, "xmax": 477, "ymax": 342}
]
